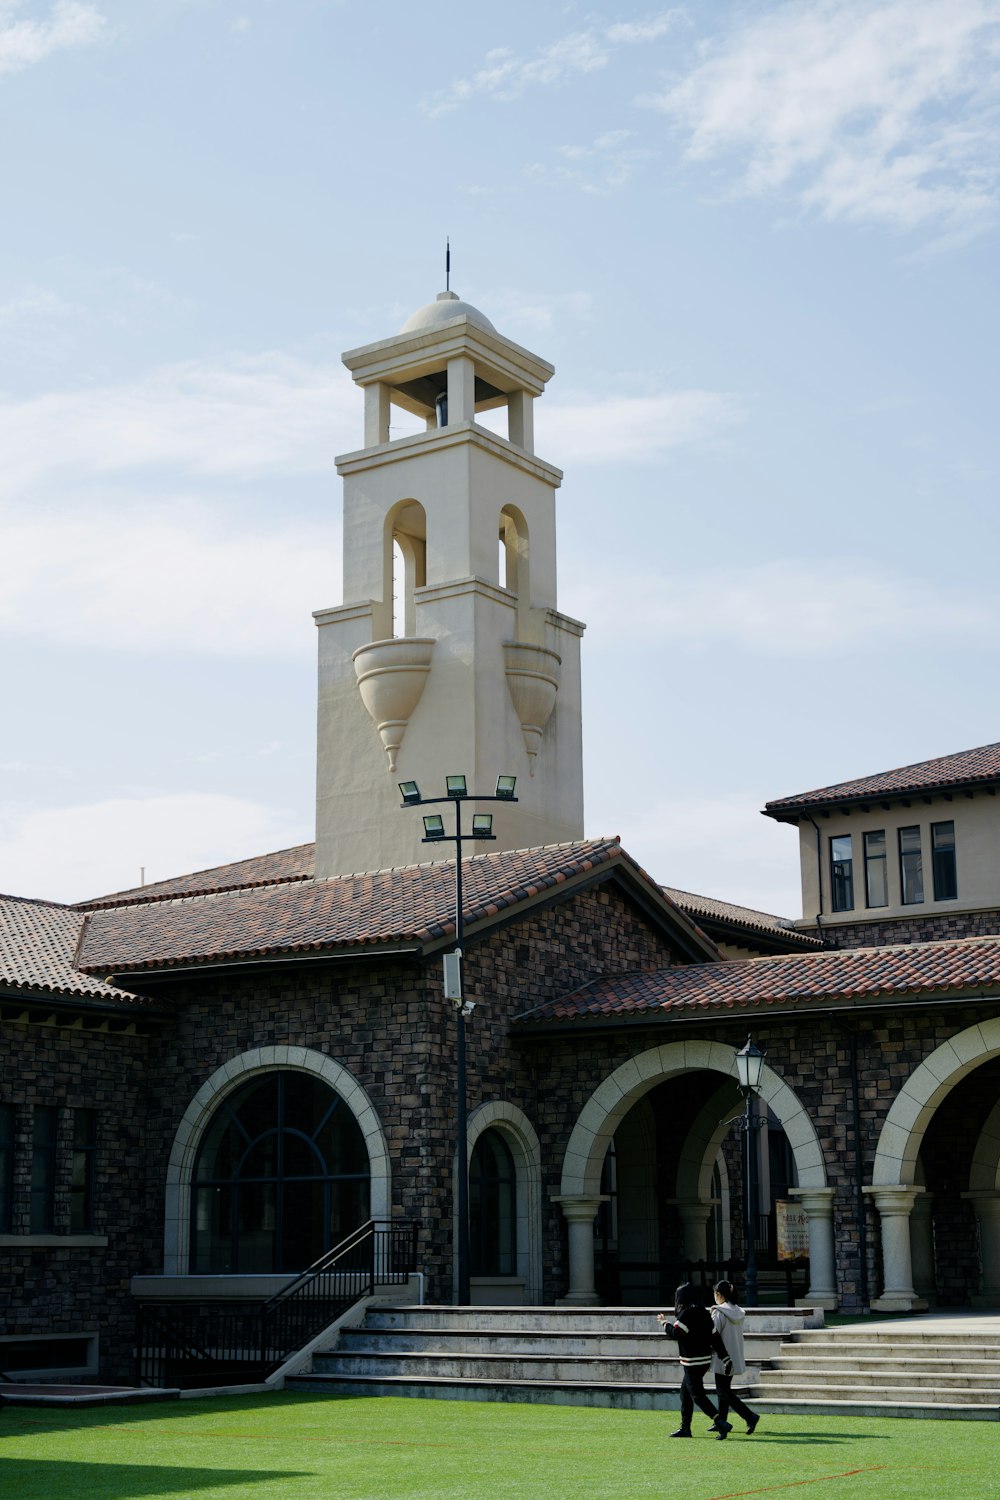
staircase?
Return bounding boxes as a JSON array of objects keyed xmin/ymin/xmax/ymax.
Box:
[
  {"xmin": 285, "ymin": 1304, "xmax": 816, "ymax": 1411},
  {"xmin": 754, "ymin": 1325, "xmax": 1000, "ymax": 1421}
]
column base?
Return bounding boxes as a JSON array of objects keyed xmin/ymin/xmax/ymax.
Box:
[
  {"xmin": 795, "ymin": 1296, "xmax": 838, "ymax": 1312},
  {"xmin": 555, "ymin": 1291, "xmax": 602, "ymax": 1307},
  {"xmin": 869, "ymin": 1294, "xmax": 928, "ymax": 1313}
]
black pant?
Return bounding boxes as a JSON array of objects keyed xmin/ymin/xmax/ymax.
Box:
[
  {"xmin": 679, "ymin": 1364, "xmax": 718, "ymax": 1431},
  {"xmin": 715, "ymin": 1372, "xmax": 756, "ymax": 1426}
]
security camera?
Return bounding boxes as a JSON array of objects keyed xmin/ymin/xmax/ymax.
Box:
[{"xmin": 460, "ymin": 999, "xmax": 476, "ymax": 1019}]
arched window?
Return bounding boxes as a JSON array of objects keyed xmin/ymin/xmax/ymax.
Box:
[
  {"xmin": 191, "ymin": 1073, "xmax": 371, "ymax": 1274},
  {"xmin": 470, "ymin": 1128, "xmax": 516, "ymax": 1276},
  {"xmin": 383, "ymin": 500, "xmax": 427, "ymax": 638}
]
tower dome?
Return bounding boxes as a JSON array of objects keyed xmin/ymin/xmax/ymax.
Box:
[{"xmin": 400, "ymin": 290, "xmax": 496, "ymax": 335}]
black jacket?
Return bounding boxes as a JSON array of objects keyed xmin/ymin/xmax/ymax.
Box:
[{"xmin": 662, "ymin": 1304, "xmax": 730, "ymax": 1368}]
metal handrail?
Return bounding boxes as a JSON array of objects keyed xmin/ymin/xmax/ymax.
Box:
[{"xmin": 135, "ymin": 1217, "xmax": 417, "ymax": 1389}]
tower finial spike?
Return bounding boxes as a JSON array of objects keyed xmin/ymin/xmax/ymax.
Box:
[{"xmin": 445, "ymin": 236, "xmax": 450, "ymax": 292}]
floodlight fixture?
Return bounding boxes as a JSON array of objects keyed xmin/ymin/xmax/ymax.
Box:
[
  {"xmin": 398, "ymin": 781, "xmax": 422, "ymax": 805},
  {"xmin": 495, "ymin": 775, "xmax": 517, "ymax": 800},
  {"xmin": 446, "ymin": 775, "xmax": 468, "ymax": 799},
  {"xmin": 471, "ymin": 813, "xmax": 494, "ymax": 838},
  {"xmin": 422, "ymin": 814, "xmax": 446, "ymax": 840}
]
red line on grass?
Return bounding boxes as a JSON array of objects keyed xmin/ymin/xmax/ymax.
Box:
[{"xmin": 706, "ymin": 1467, "xmax": 887, "ymax": 1499}]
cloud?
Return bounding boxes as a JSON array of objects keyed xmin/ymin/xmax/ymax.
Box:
[
  {"xmin": 537, "ymin": 389, "xmax": 742, "ymax": 462},
  {"xmin": 0, "ymin": 352, "xmax": 359, "ymax": 500},
  {"xmin": 0, "ymin": 499, "xmax": 340, "ymax": 656},
  {"xmin": 0, "ymin": 1, "xmax": 104, "ymax": 73},
  {"xmin": 645, "ymin": 0, "xmax": 1000, "ymax": 235},
  {"xmin": 527, "ymin": 129, "xmax": 655, "ymax": 193},
  {"xmin": 423, "ymin": 12, "xmax": 682, "ymax": 116},
  {"xmin": 574, "ymin": 558, "xmax": 996, "ymax": 656},
  {"xmin": 588, "ymin": 787, "xmax": 803, "ymax": 917},
  {"xmin": 0, "ymin": 793, "xmax": 306, "ymax": 905}
]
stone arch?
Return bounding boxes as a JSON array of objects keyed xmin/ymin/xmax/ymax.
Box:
[
  {"xmin": 499, "ymin": 503, "xmax": 529, "ymax": 602},
  {"xmin": 162, "ymin": 1046, "xmax": 391, "ymax": 1275},
  {"xmin": 382, "ymin": 498, "xmax": 427, "ymax": 638},
  {"xmin": 871, "ymin": 1018, "xmax": 1000, "ymax": 1187},
  {"xmin": 467, "ymin": 1100, "xmax": 543, "ymax": 1304},
  {"xmin": 560, "ymin": 1039, "xmax": 827, "ymax": 1198},
  {"xmin": 970, "ymin": 1099, "xmax": 1000, "ymax": 1193}
]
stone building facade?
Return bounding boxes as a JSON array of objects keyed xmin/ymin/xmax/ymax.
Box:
[{"xmin": 3, "ymin": 286, "xmax": 1000, "ymax": 1386}]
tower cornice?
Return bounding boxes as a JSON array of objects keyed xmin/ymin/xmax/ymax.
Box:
[{"xmin": 335, "ymin": 420, "xmax": 563, "ymax": 487}]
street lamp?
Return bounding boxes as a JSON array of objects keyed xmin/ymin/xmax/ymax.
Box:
[
  {"xmin": 734, "ymin": 1034, "xmax": 766, "ymax": 1307},
  {"xmin": 399, "ymin": 774, "xmax": 518, "ymax": 1305}
]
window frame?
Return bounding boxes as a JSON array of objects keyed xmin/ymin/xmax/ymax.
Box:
[
  {"xmin": 863, "ymin": 828, "xmax": 889, "ymax": 909},
  {"xmin": 931, "ymin": 819, "xmax": 958, "ymax": 902},
  {"xmin": 30, "ymin": 1105, "xmax": 58, "ymax": 1235},
  {"xmin": 829, "ymin": 833, "xmax": 854, "ymax": 912},
  {"xmin": 70, "ymin": 1108, "xmax": 98, "ymax": 1234},
  {"xmin": 898, "ymin": 824, "xmax": 925, "ymax": 906}
]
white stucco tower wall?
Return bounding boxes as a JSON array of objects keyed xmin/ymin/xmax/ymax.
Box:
[{"xmin": 315, "ymin": 290, "xmax": 586, "ymax": 878}]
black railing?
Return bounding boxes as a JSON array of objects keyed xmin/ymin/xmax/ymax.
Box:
[
  {"xmin": 135, "ymin": 1218, "xmax": 417, "ymax": 1390},
  {"xmin": 594, "ymin": 1253, "xmax": 809, "ymax": 1306}
]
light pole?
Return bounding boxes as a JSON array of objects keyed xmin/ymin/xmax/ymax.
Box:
[
  {"xmin": 399, "ymin": 773, "xmax": 518, "ymax": 1305},
  {"xmin": 734, "ymin": 1033, "xmax": 765, "ymax": 1308}
]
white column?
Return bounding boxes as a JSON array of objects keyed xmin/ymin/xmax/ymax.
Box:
[
  {"xmin": 552, "ymin": 1195, "xmax": 608, "ymax": 1306},
  {"xmin": 789, "ymin": 1187, "xmax": 838, "ymax": 1310},
  {"xmin": 364, "ymin": 382, "xmax": 391, "ymax": 446},
  {"xmin": 863, "ymin": 1185, "xmax": 928, "ymax": 1312},
  {"xmin": 447, "ymin": 355, "xmax": 476, "ymax": 423},
  {"xmin": 671, "ymin": 1198, "xmax": 712, "ymax": 1263},
  {"xmin": 962, "ymin": 1190, "xmax": 1000, "ymax": 1306},
  {"xmin": 508, "ymin": 391, "xmax": 534, "ymax": 452}
]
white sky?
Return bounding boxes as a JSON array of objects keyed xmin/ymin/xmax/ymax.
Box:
[{"xmin": 1, "ymin": 0, "xmax": 998, "ymax": 913}]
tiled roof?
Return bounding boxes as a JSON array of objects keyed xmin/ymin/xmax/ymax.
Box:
[
  {"xmin": 0, "ymin": 894, "xmax": 151, "ymax": 1006},
  {"xmin": 764, "ymin": 742, "xmax": 1000, "ymax": 820},
  {"xmin": 77, "ymin": 843, "xmax": 316, "ymax": 908},
  {"xmin": 662, "ymin": 887, "xmax": 822, "ymax": 951},
  {"xmin": 514, "ymin": 936, "xmax": 1000, "ymax": 1024},
  {"xmin": 77, "ymin": 838, "xmax": 656, "ymax": 975}
]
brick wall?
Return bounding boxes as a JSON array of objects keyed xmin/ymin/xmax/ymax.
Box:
[{"xmin": 811, "ymin": 908, "xmax": 1000, "ymax": 949}]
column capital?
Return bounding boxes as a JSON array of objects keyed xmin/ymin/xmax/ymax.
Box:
[
  {"xmin": 788, "ymin": 1187, "xmax": 835, "ymax": 1217},
  {"xmin": 552, "ymin": 1194, "xmax": 608, "ymax": 1223},
  {"xmin": 863, "ymin": 1184, "xmax": 925, "ymax": 1217}
]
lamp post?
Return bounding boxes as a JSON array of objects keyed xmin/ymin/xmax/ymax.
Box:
[
  {"xmin": 734, "ymin": 1033, "xmax": 765, "ymax": 1308},
  {"xmin": 399, "ymin": 773, "xmax": 518, "ymax": 1305}
]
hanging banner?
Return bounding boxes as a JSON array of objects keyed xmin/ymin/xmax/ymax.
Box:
[{"xmin": 775, "ymin": 1200, "xmax": 809, "ymax": 1260}]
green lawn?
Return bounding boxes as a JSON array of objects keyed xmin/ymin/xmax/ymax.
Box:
[{"xmin": 2, "ymin": 1392, "xmax": 997, "ymax": 1500}]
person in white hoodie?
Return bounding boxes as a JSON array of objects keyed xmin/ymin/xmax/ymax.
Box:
[{"xmin": 710, "ymin": 1281, "xmax": 760, "ymax": 1438}]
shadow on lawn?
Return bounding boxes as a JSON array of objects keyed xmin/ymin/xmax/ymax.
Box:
[{"xmin": 0, "ymin": 1457, "xmax": 306, "ymax": 1498}]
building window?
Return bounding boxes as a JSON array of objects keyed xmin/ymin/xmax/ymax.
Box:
[
  {"xmin": 470, "ymin": 1129, "xmax": 517, "ymax": 1276},
  {"xmin": 899, "ymin": 825, "xmax": 924, "ymax": 905},
  {"xmin": 864, "ymin": 829, "xmax": 888, "ymax": 908},
  {"xmin": 931, "ymin": 820, "xmax": 958, "ymax": 901},
  {"xmin": 830, "ymin": 834, "xmax": 854, "ymax": 912},
  {"xmin": 0, "ymin": 1104, "xmax": 13, "ymax": 1233},
  {"xmin": 30, "ymin": 1105, "xmax": 58, "ymax": 1234},
  {"xmin": 70, "ymin": 1109, "xmax": 97, "ymax": 1233},
  {"xmin": 191, "ymin": 1072, "xmax": 371, "ymax": 1275}
]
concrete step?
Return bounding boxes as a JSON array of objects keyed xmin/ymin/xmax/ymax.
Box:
[
  {"xmin": 366, "ymin": 1305, "xmax": 818, "ymax": 1336},
  {"xmin": 336, "ymin": 1326, "xmax": 784, "ymax": 1359},
  {"xmin": 757, "ymin": 1376, "xmax": 998, "ymax": 1404},
  {"xmin": 777, "ymin": 1341, "xmax": 1000, "ymax": 1364},
  {"xmin": 313, "ymin": 1350, "xmax": 692, "ymax": 1382},
  {"xmin": 284, "ymin": 1371, "xmax": 999, "ymax": 1421},
  {"xmin": 758, "ymin": 1368, "xmax": 997, "ymax": 1394},
  {"xmin": 791, "ymin": 1329, "xmax": 1000, "ymax": 1349}
]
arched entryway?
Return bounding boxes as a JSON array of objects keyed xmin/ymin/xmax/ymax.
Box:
[
  {"xmin": 556, "ymin": 1041, "xmax": 833, "ymax": 1307},
  {"xmin": 162, "ymin": 1047, "xmax": 390, "ymax": 1276},
  {"xmin": 466, "ymin": 1101, "xmax": 543, "ymax": 1304},
  {"xmin": 867, "ymin": 1017, "xmax": 1000, "ymax": 1310}
]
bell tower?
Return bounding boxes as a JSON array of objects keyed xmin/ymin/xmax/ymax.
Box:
[{"xmin": 314, "ymin": 287, "xmax": 585, "ymax": 877}]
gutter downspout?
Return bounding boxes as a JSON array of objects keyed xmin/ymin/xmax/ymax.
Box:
[{"xmin": 804, "ymin": 813, "xmax": 825, "ymax": 936}]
